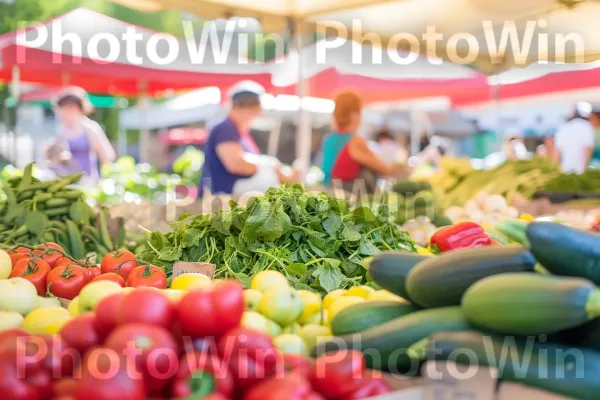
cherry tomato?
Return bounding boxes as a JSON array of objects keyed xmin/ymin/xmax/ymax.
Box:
[
  {"xmin": 94, "ymin": 293, "xmax": 124, "ymax": 338},
  {"xmin": 10, "ymin": 258, "xmax": 51, "ymax": 296},
  {"xmin": 9, "ymin": 252, "xmax": 30, "ymax": 267},
  {"xmin": 33, "ymin": 242, "xmax": 65, "ymax": 268},
  {"xmin": 91, "ymin": 272, "xmax": 125, "ymax": 287},
  {"xmin": 60, "ymin": 313, "xmax": 101, "ymax": 356},
  {"xmin": 117, "ymin": 288, "xmax": 172, "ymax": 327},
  {"xmin": 83, "ymin": 265, "xmax": 101, "ymax": 282},
  {"xmin": 126, "ymin": 265, "xmax": 167, "ymax": 289},
  {"xmin": 105, "ymin": 323, "xmax": 178, "ymax": 395},
  {"xmin": 177, "ymin": 280, "xmax": 244, "ymax": 338},
  {"xmin": 100, "ymin": 250, "xmax": 138, "ymax": 281},
  {"xmin": 46, "ymin": 264, "xmax": 88, "ymax": 300}
]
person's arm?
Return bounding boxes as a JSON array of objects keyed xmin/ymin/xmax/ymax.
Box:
[
  {"xmin": 347, "ymin": 135, "xmax": 396, "ymax": 177},
  {"xmin": 216, "ymin": 141, "xmax": 257, "ymax": 176},
  {"xmin": 87, "ymin": 122, "xmax": 116, "ymax": 164}
]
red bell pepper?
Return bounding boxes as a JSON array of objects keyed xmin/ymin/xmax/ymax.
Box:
[
  {"xmin": 429, "ymin": 222, "xmax": 492, "ymax": 253},
  {"xmin": 172, "ymin": 352, "xmax": 234, "ymax": 399},
  {"xmin": 243, "ymin": 372, "xmax": 323, "ymax": 400},
  {"xmin": 342, "ymin": 370, "xmax": 392, "ymax": 399},
  {"xmin": 310, "ymin": 350, "xmax": 366, "ymax": 399}
]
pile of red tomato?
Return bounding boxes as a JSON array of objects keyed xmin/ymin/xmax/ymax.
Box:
[
  {"xmin": 7, "ymin": 244, "xmax": 167, "ymax": 300},
  {"xmin": 0, "ymin": 279, "xmax": 392, "ymax": 400}
]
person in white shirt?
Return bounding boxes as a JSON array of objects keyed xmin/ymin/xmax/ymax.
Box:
[{"xmin": 554, "ymin": 102, "xmax": 595, "ymax": 174}]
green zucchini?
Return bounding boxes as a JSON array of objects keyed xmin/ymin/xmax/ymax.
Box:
[
  {"xmin": 406, "ymin": 247, "xmax": 536, "ymax": 308},
  {"xmin": 425, "ymin": 331, "xmax": 600, "ymax": 400},
  {"xmin": 527, "ymin": 222, "xmax": 600, "ymax": 285},
  {"xmin": 431, "ymin": 213, "xmax": 452, "ymax": 227},
  {"xmin": 462, "ymin": 272, "xmax": 600, "ymax": 335},
  {"xmin": 331, "ymin": 301, "xmax": 418, "ymax": 336},
  {"xmin": 367, "ymin": 252, "xmax": 428, "ymax": 300},
  {"xmin": 312, "ymin": 307, "xmax": 472, "ymax": 373},
  {"xmin": 495, "ymin": 219, "xmax": 530, "ymax": 246}
]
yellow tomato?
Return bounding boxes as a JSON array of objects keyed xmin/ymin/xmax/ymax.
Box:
[
  {"xmin": 368, "ymin": 290, "xmax": 406, "ymax": 302},
  {"xmin": 170, "ymin": 274, "xmax": 212, "ymax": 291},
  {"xmin": 68, "ymin": 296, "xmax": 81, "ymax": 316},
  {"xmin": 323, "ymin": 289, "xmax": 347, "ymax": 310},
  {"xmin": 417, "ymin": 247, "xmax": 432, "ymax": 256},
  {"xmin": 297, "ymin": 290, "xmax": 322, "ymax": 324},
  {"xmin": 345, "ymin": 286, "xmax": 375, "ymax": 299},
  {"xmin": 519, "ymin": 214, "xmax": 534, "ymax": 222},
  {"xmin": 22, "ymin": 308, "xmax": 71, "ymax": 334}
]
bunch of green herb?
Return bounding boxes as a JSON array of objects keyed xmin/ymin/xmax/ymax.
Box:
[{"xmin": 138, "ymin": 184, "xmax": 416, "ymax": 292}]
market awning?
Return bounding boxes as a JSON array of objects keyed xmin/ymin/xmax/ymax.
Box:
[
  {"xmin": 268, "ymin": 41, "xmax": 489, "ymax": 105},
  {"xmin": 17, "ymin": 88, "xmax": 120, "ymax": 108},
  {"xmin": 0, "ymin": 8, "xmax": 272, "ymax": 97},
  {"xmin": 108, "ymin": 0, "xmax": 600, "ymax": 72}
]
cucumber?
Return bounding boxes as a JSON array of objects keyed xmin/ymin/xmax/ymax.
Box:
[
  {"xmin": 331, "ymin": 301, "xmax": 418, "ymax": 336},
  {"xmin": 495, "ymin": 219, "xmax": 530, "ymax": 246},
  {"xmin": 425, "ymin": 331, "xmax": 600, "ymax": 400},
  {"xmin": 527, "ymin": 222, "xmax": 600, "ymax": 285},
  {"xmin": 368, "ymin": 252, "xmax": 428, "ymax": 300},
  {"xmin": 392, "ymin": 181, "xmax": 431, "ymax": 196},
  {"xmin": 431, "ymin": 213, "xmax": 452, "ymax": 227},
  {"xmin": 558, "ymin": 318, "xmax": 600, "ymax": 351},
  {"xmin": 406, "ymin": 247, "xmax": 536, "ymax": 308},
  {"xmin": 462, "ymin": 272, "xmax": 600, "ymax": 335},
  {"xmin": 312, "ymin": 307, "xmax": 472, "ymax": 373}
]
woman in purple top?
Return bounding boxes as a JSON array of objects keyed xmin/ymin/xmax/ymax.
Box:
[{"xmin": 48, "ymin": 88, "xmax": 115, "ymax": 181}]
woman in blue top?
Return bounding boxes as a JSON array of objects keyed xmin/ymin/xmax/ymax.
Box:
[{"xmin": 48, "ymin": 88, "xmax": 115, "ymax": 182}]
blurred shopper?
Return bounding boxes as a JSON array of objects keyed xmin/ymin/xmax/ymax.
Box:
[
  {"xmin": 199, "ymin": 82, "xmax": 297, "ymax": 196},
  {"xmin": 321, "ymin": 91, "xmax": 401, "ymax": 192},
  {"xmin": 590, "ymin": 110, "xmax": 600, "ymax": 164},
  {"xmin": 49, "ymin": 87, "xmax": 115, "ymax": 182},
  {"xmin": 554, "ymin": 102, "xmax": 595, "ymax": 173},
  {"xmin": 370, "ymin": 128, "xmax": 408, "ymax": 165}
]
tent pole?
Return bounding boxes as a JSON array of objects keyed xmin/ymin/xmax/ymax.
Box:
[
  {"xmin": 117, "ymin": 98, "xmax": 127, "ymax": 157},
  {"xmin": 291, "ymin": 19, "xmax": 311, "ymax": 180},
  {"xmin": 138, "ymin": 80, "xmax": 149, "ymax": 163},
  {"xmin": 10, "ymin": 65, "xmax": 20, "ymax": 166},
  {"xmin": 267, "ymin": 114, "xmax": 283, "ymax": 157}
]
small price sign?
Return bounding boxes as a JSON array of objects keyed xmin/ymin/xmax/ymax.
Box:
[{"xmin": 172, "ymin": 261, "xmax": 216, "ymax": 279}]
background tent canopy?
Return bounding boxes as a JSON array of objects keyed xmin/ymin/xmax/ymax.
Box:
[
  {"xmin": 0, "ymin": 8, "xmax": 271, "ymax": 96},
  {"xmin": 109, "ymin": 0, "xmax": 600, "ymax": 72}
]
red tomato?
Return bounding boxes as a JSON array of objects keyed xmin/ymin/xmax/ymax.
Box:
[
  {"xmin": 74, "ymin": 348, "xmax": 146, "ymax": 400},
  {"xmin": 11, "ymin": 246, "xmax": 32, "ymax": 254},
  {"xmin": 100, "ymin": 250, "xmax": 138, "ymax": 281},
  {"xmin": 105, "ymin": 323, "xmax": 179, "ymax": 395},
  {"xmin": 177, "ymin": 280, "xmax": 244, "ymax": 338},
  {"xmin": 83, "ymin": 265, "xmax": 102, "ymax": 282},
  {"xmin": 60, "ymin": 313, "xmax": 101, "ymax": 356},
  {"xmin": 53, "ymin": 256, "xmax": 74, "ymax": 270},
  {"xmin": 117, "ymin": 288, "xmax": 172, "ymax": 328},
  {"xmin": 93, "ymin": 293, "xmax": 124, "ymax": 339},
  {"xmin": 34, "ymin": 242, "xmax": 65, "ymax": 267},
  {"xmin": 91, "ymin": 272, "xmax": 125, "ymax": 287},
  {"xmin": 126, "ymin": 265, "xmax": 167, "ymax": 289},
  {"xmin": 8, "ymin": 252, "xmax": 30, "ymax": 267},
  {"xmin": 217, "ymin": 327, "xmax": 278, "ymax": 376},
  {"xmin": 46, "ymin": 264, "xmax": 88, "ymax": 300},
  {"xmin": 10, "ymin": 258, "xmax": 51, "ymax": 296}
]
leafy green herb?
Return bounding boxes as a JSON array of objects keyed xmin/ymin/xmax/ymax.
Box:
[{"xmin": 139, "ymin": 184, "xmax": 416, "ymax": 291}]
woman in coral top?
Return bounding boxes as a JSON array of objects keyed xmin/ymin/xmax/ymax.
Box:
[{"xmin": 321, "ymin": 91, "xmax": 401, "ymax": 192}]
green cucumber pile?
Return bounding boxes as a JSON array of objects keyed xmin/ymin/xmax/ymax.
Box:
[
  {"xmin": 0, "ymin": 164, "xmax": 124, "ymax": 259},
  {"xmin": 315, "ymin": 222, "xmax": 600, "ymax": 399}
]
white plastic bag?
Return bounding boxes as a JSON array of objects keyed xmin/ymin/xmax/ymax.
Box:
[{"xmin": 232, "ymin": 154, "xmax": 280, "ymax": 196}]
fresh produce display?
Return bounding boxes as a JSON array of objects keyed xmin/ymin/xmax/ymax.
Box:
[
  {"xmin": 0, "ymin": 164, "xmax": 124, "ymax": 258},
  {"xmin": 139, "ymin": 185, "xmax": 416, "ymax": 291},
  {"xmin": 444, "ymin": 192, "xmax": 520, "ymax": 225},
  {"xmin": 430, "ymin": 158, "xmax": 562, "ymax": 205},
  {"xmin": 428, "ymin": 221, "xmax": 497, "ymax": 253},
  {"xmin": 399, "ymin": 216, "xmax": 439, "ymax": 247},
  {"xmin": 311, "ymin": 221, "xmax": 600, "ymax": 399},
  {"xmin": 389, "ymin": 181, "xmax": 450, "ymax": 226},
  {"xmin": 541, "ymin": 169, "xmax": 600, "ymax": 193},
  {"xmin": 0, "ymin": 261, "xmax": 393, "ymax": 399}
]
